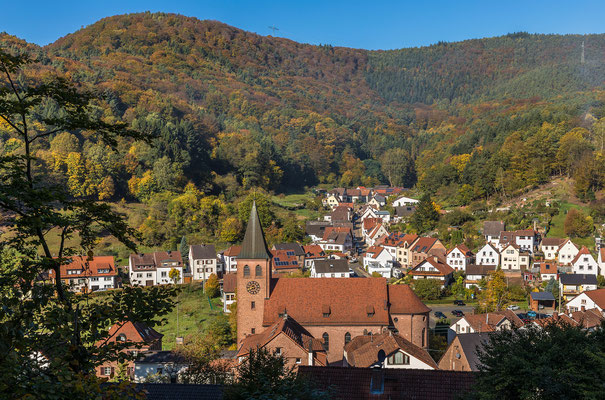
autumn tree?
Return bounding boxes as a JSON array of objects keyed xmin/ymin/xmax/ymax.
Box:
[
  {"xmin": 380, "ymin": 148, "xmax": 416, "ymax": 187},
  {"xmin": 0, "ymin": 49, "xmax": 178, "ymax": 398},
  {"xmin": 205, "ymin": 273, "xmax": 220, "ymax": 298},
  {"xmin": 412, "ymin": 279, "xmax": 442, "ymax": 300},
  {"xmin": 476, "ymin": 269, "xmax": 509, "ymax": 312},
  {"xmin": 564, "ymin": 208, "xmax": 594, "ymax": 238}
]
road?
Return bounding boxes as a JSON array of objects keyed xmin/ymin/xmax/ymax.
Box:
[
  {"xmin": 349, "ymin": 262, "xmax": 370, "ymax": 277},
  {"xmin": 427, "ymin": 303, "xmax": 476, "ymax": 328}
]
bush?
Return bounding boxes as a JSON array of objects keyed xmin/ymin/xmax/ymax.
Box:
[
  {"xmin": 412, "ymin": 279, "xmax": 443, "ymax": 300},
  {"xmin": 564, "ymin": 208, "xmax": 594, "ymax": 237},
  {"xmin": 204, "ymin": 274, "xmax": 220, "ymax": 298}
]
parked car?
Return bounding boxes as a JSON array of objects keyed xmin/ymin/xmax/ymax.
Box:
[
  {"xmin": 527, "ymin": 311, "xmax": 537, "ymax": 319},
  {"xmin": 434, "ymin": 311, "xmax": 447, "ymax": 319},
  {"xmin": 507, "ymin": 304, "xmax": 520, "ymax": 311},
  {"xmin": 453, "ymin": 300, "xmax": 466, "ymax": 306},
  {"xmin": 452, "ymin": 310, "xmax": 464, "ymax": 317}
]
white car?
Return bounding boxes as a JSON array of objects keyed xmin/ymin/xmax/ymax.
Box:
[{"xmin": 507, "ymin": 305, "xmax": 520, "ymax": 311}]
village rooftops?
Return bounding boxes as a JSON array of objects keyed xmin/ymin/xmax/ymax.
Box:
[
  {"xmin": 272, "ymin": 243, "xmax": 305, "ymax": 256},
  {"xmin": 313, "ymin": 259, "xmax": 349, "ymax": 274},
  {"xmin": 189, "ymin": 244, "xmax": 216, "ymax": 260},
  {"xmin": 411, "ymin": 237, "xmax": 439, "ymax": 253},
  {"xmin": 222, "ymin": 273, "xmax": 237, "ymax": 293},
  {"xmin": 571, "ymin": 246, "xmax": 593, "ymax": 265},
  {"xmin": 559, "ymin": 274, "xmax": 597, "ymax": 286},
  {"xmin": 465, "ymin": 264, "xmax": 496, "ymax": 275},
  {"xmin": 51, "ymin": 255, "xmax": 117, "ymax": 278},
  {"xmin": 483, "ymin": 221, "xmax": 505, "ymax": 237},
  {"xmin": 541, "ymin": 237, "xmax": 565, "ymax": 247}
]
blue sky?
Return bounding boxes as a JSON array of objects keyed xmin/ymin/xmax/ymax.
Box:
[{"xmin": 3, "ymin": 0, "xmax": 605, "ymax": 49}]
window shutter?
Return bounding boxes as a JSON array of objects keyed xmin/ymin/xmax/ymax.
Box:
[
  {"xmin": 99, "ymin": 367, "xmax": 104, "ymax": 375},
  {"xmin": 110, "ymin": 367, "xmax": 115, "ymax": 377}
]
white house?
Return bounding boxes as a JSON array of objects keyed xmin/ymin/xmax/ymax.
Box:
[
  {"xmin": 571, "ymin": 246, "xmax": 599, "ymax": 276},
  {"xmin": 476, "ymin": 243, "xmax": 500, "ymax": 266},
  {"xmin": 483, "ymin": 221, "xmax": 505, "ymax": 247},
  {"xmin": 498, "ymin": 230, "xmax": 537, "ymax": 254},
  {"xmin": 500, "ymin": 243, "xmax": 530, "ymax": 271},
  {"xmin": 448, "ymin": 311, "xmax": 521, "ymax": 343},
  {"xmin": 129, "ymin": 251, "xmax": 184, "ymax": 286},
  {"xmin": 363, "ymin": 246, "xmax": 393, "ymax": 278},
  {"xmin": 322, "ymin": 194, "xmax": 341, "ymax": 209},
  {"xmin": 189, "ymin": 244, "xmax": 219, "ymax": 281},
  {"xmin": 446, "ymin": 244, "xmax": 474, "ymax": 272},
  {"xmin": 407, "ymin": 257, "xmax": 454, "ymax": 288},
  {"xmin": 537, "ymin": 262, "xmax": 558, "ymax": 281},
  {"xmin": 540, "ymin": 238, "xmax": 565, "ymax": 260},
  {"xmin": 368, "ymin": 195, "xmax": 386, "ymax": 208},
  {"xmin": 566, "ymin": 288, "xmax": 605, "ymax": 314},
  {"xmin": 318, "ymin": 228, "xmax": 353, "ymax": 252},
  {"xmin": 360, "ymin": 206, "xmax": 379, "ymax": 222},
  {"xmin": 465, "ymin": 264, "xmax": 495, "ymax": 289},
  {"xmin": 599, "ymin": 248, "xmax": 605, "ymax": 277},
  {"xmin": 559, "ymin": 274, "xmax": 598, "ymax": 302},
  {"xmin": 365, "ymin": 223, "xmax": 389, "ymax": 247},
  {"xmin": 54, "ymin": 256, "xmax": 118, "ymax": 293},
  {"xmin": 221, "ymin": 245, "xmax": 241, "ymax": 274},
  {"xmin": 133, "ymin": 351, "xmax": 188, "ymax": 383},
  {"xmin": 392, "ymin": 196, "xmax": 419, "ymax": 208},
  {"xmin": 311, "ymin": 259, "xmax": 351, "ymax": 278},
  {"xmin": 222, "ymin": 273, "xmax": 236, "ymax": 313},
  {"xmin": 558, "ymin": 239, "xmax": 579, "ymax": 266}
]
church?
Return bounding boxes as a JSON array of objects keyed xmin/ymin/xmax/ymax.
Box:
[{"xmin": 236, "ymin": 202, "xmax": 430, "ymax": 365}]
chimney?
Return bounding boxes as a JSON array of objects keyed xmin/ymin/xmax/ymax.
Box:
[{"xmin": 308, "ymin": 339, "xmax": 314, "ymax": 366}]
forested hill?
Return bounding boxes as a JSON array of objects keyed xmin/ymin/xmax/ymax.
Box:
[{"xmin": 1, "ymin": 12, "xmax": 605, "ymax": 207}]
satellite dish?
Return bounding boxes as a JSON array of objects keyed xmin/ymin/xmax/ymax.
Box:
[{"xmin": 377, "ymin": 349, "xmax": 386, "ymax": 364}]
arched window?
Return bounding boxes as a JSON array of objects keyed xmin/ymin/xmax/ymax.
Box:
[
  {"xmin": 344, "ymin": 332, "xmax": 351, "ymax": 344},
  {"xmin": 255, "ymin": 265, "xmax": 262, "ymax": 277},
  {"xmin": 243, "ymin": 265, "xmax": 250, "ymax": 277},
  {"xmin": 322, "ymin": 332, "xmax": 329, "ymax": 351},
  {"xmin": 116, "ymin": 334, "xmax": 127, "ymax": 342}
]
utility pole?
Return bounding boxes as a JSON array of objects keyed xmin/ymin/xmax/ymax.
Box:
[
  {"xmin": 268, "ymin": 25, "xmax": 279, "ymax": 36},
  {"xmin": 581, "ymin": 41, "xmax": 585, "ymax": 65}
]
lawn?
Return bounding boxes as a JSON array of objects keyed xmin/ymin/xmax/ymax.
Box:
[{"xmin": 547, "ymin": 201, "xmax": 594, "ymax": 250}]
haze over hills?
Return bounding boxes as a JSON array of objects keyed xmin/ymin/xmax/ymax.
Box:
[{"xmin": 1, "ymin": 12, "xmax": 604, "ymax": 205}]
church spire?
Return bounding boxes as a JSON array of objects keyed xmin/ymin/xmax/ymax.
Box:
[{"xmin": 239, "ymin": 201, "xmax": 271, "ymax": 259}]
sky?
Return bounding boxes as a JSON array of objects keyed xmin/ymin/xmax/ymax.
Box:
[{"xmin": 2, "ymin": 0, "xmax": 605, "ymax": 50}]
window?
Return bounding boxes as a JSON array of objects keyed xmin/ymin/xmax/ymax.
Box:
[
  {"xmin": 251, "ymin": 301, "xmax": 255, "ymax": 309},
  {"xmin": 322, "ymin": 333, "xmax": 329, "ymax": 351},
  {"xmin": 274, "ymin": 347, "xmax": 282, "ymax": 356},
  {"xmin": 243, "ymin": 265, "xmax": 250, "ymax": 277},
  {"xmin": 255, "ymin": 265, "xmax": 262, "ymax": 277},
  {"xmin": 161, "ymin": 271, "xmax": 167, "ymax": 277},
  {"xmin": 116, "ymin": 334, "xmax": 127, "ymax": 342},
  {"xmin": 251, "ymin": 328, "xmax": 255, "ymax": 334},
  {"xmin": 296, "ymin": 358, "xmax": 302, "ymax": 364},
  {"xmin": 344, "ymin": 332, "xmax": 351, "ymax": 344},
  {"xmin": 387, "ymin": 352, "xmax": 410, "ymax": 365},
  {"xmin": 102, "ymin": 367, "xmax": 111, "ymax": 376}
]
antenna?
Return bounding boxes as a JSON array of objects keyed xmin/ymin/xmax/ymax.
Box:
[
  {"xmin": 581, "ymin": 41, "xmax": 585, "ymax": 64},
  {"xmin": 268, "ymin": 25, "xmax": 279, "ymax": 36}
]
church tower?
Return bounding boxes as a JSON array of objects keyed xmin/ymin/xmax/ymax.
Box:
[{"xmin": 236, "ymin": 201, "xmax": 272, "ymax": 344}]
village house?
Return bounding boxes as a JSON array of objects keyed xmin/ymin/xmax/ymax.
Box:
[
  {"xmin": 566, "ymin": 289, "xmax": 605, "ymax": 314},
  {"xmin": 408, "ymin": 237, "xmax": 446, "ymax": 269},
  {"xmin": 393, "ymin": 205, "xmax": 416, "ymax": 223},
  {"xmin": 130, "ymin": 251, "xmax": 184, "ymax": 286},
  {"xmin": 365, "ymin": 222, "xmax": 389, "ymax": 247},
  {"xmin": 500, "ymin": 243, "xmax": 530, "ymax": 271},
  {"xmin": 482, "ymin": 221, "xmax": 505, "ymax": 247},
  {"xmin": 271, "ymin": 249, "xmax": 301, "ymax": 275},
  {"xmin": 464, "ymin": 264, "xmax": 496, "ymax": 289},
  {"xmin": 272, "ymin": 243, "xmax": 306, "ymax": 267},
  {"xmin": 237, "ymin": 315, "xmax": 328, "ymax": 369},
  {"xmin": 537, "ymin": 262, "xmax": 558, "ymax": 281},
  {"xmin": 599, "ymin": 247, "xmax": 605, "ymax": 276},
  {"xmin": 51, "ymin": 255, "xmax": 118, "ymax": 293},
  {"xmin": 540, "ymin": 237, "xmax": 565, "ymax": 260},
  {"xmin": 222, "ymin": 272, "xmax": 237, "ymax": 313},
  {"xmin": 133, "ymin": 351, "xmax": 188, "ymax": 383},
  {"xmin": 439, "ymin": 333, "xmax": 489, "ymax": 372},
  {"xmin": 303, "ymin": 244, "xmax": 327, "ymax": 269},
  {"xmin": 368, "ymin": 194, "xmax": 386, "ymax": 209},
  {"xmin": 323, "ymin": 193, "xmax": 341, "ymax": 209},
  {"xmin": 343, "ymin": 331, "xmax": 437, "ymax": 369},
  {"xmin": 363, "ymin": 246, "xmax": 394, "ymax": 278},
  {"xmin": 359, "ymin": 205, "xmax": 379, "ymax": 222},
  {"xmin": 374, "ymin": 210, "xmax": 392, "ymax": 224},
  {"xmin": 408, "ymin": 256, "xmax": 454, "ymax": 288},
  {"xmin": 306, "ymin": 220, "xmax": 332, "ymax": 242},
  {"xmin": 311, "ymin": 259, "xmax": 351, "ymax": 278},
  {"xmin": 318, "ymin": 226, "xmax": 353, "ymax": 252},
  {"xmin": 395, "ymin": 234, "xmax": 419, "ymax": 268},
  {"xmin": 221, "ymin": 245, "xmax": 241, "ymax": 274},
  {"xmin": 380, "ymin": 232, "xmax": 407, "ymax": 262},
  {"xmin": 498, "ymin": 230, "xmax": 538, "ymax": 254},
  {"xmin": 446, "ymin": 244, "xmax": 474, "ymax": 272},
  {"xmin": 559, "ymin": 274, "xmax": 598, "ymax": 302},
  {"xmin": 97, "ymin": 321, "xmax": 163, "ymax": 380},
  {"xmin": 557, "ymin": 239, "xmax": 580, "ymax": 266},
  {"xmin": 189, "ymin": 244, "xmax": 219, "ymax": 281},
  {"xmin": 392, "ymin": 196, "xmax": 419, "ymax": 208},
  {"xmin": 448, "ymin": 311, "xmax": 523, "ymax": 343},
  {"xmin": 326, "ymin": 205, "xmax": 353, "ymax": 223},
  {"xmin": 529, "ymin": 309, "xmax": 604, "ymax": 331},
  {"xmin": 529, "ymin": 291, "xmax": 556, "ymax": 313},
  {"xmin": 476, "ymin": 243, "xmax": 500, "ymax": 267},
  {"xmin": 571, "ymin": 246, "xmax": 599, "ymax": 276},
  {"xmin": 236, "ymin": 202, "xmax": 431, "ymax": 364}
]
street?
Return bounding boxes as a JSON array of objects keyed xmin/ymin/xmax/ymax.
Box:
[{"xmin": 427, "ymin": 303, "xmax": 476, "ymax": 328}]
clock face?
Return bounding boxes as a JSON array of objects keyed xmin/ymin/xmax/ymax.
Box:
[{"xmin": 246, "ymin": 280, "xmax": 261, "ymax": 295}]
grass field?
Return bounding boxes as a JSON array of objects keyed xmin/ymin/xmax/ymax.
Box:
[
  {"xmin": 272, "ymin": 191, "xmax": 320, "ymax": 220},
  {"xmin": 547, "ymin": 201, "xmax": 594, "ymax": 249}
]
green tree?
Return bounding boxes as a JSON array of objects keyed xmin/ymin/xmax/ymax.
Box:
[
  {"xmin": 225, "ymin": 347, "xmax": 330, "ymax": 400},
  {"xmin": 0, "ymin": 49, "xmax": 177, "ymax": 398},
  {"xmin": 380, "ymin": 148, "xmax": 416, "ymax": 187},
  {"xmin": 476, "ymin": 269, "xmax": 509, "ymax": 312},
  {"xmin": 412, "ymin": 279, "xmax": 442, "ymax": 300},
  {"xmin": 179, "ymin": 236, "xmax": 188, "ymax": 265},
  {"xmin": 220, "ymin": 217, "xmax": 243, "ymax": 243},
  {"xmin": 205, "ymin": 273, "xmax": 220, "ymax": 298},
  {"xmin": 238, "ymin": 191, "xmax": 275, "ymax": 229},
  {"xmin": 410, "ymin": 193, "xmax": 440, "ymax": 233},
  {"xmin": 169, "ymin": 267, "xmax": 181, "ymax": 284},
  {"xmin": 451, "ymin": 272, "xmax": 466, "ymax": 298},
  {"xmin": 564, "ymin": 208, "xmax": 594, "ymax": 238},
  {"xmin": 472, "ymin": 323, "xmax": 605, "ymax": 399}
]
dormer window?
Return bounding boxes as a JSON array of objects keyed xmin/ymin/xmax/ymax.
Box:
[
  {"xmin": 322, "ymin": 304, "xmax": 331, "ymax": 317},
  {"xmin": 366, "ymin": 305, "xmax": 375, "ymax": 317},
  {"xmin": 116, "ymin": 334, "xmax": 127, "ymax": 342}
]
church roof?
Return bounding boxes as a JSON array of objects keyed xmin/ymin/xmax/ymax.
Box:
[{"xmin": 239, "ymin": 201, "xmax": 271, "ymax": 260}]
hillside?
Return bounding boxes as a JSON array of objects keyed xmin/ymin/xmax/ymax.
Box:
[{"xmin": 1, "ymin": 12, "xmax": 604, "ymax": 225}]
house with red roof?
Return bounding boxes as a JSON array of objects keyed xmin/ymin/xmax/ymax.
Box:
[
  {"xmin": 566, "ymin": 288, "xmax": 605, "ymax": 314},
  {"xmin": 130, "ymin": 250, "xmax": 184, "ymax": 286},
  {"xmin": 271, "ymin": 249, "xmax": 302, "ymax": 275},
  {"xmin": 557, "ymin": 239, "xmax": 579, "ymax": 265},
  {"xmin": 408, "ymin": 237, "xmax": 446, "ymax": 269},
  {"xmin": 303, "ymin": 244, "xmax": 327, "ymax": 269},
  {"xmin": 363, "ymin": 246, "xmax": 394, "ymax": 278},
  {"xmin": 222, "ymin": 273, "xmax": 237, "ymax": 313},
  {"xmin": 221, "ymin": 245, "xmax": 241, "ymax": 273},
  {"xmin": 446, "ymin": 244, "xmax": 474, "ymax": 272},
  {"xmin": 49, "ymin": 255, "xmax": 117, "ymax": 293},
  {"xmin": 571, "ymin": 246, "xmax": 599, "ymax": 276},
  {"xmin": 408, "ymin": 256, "xmax": 454, "ymax": 288}
]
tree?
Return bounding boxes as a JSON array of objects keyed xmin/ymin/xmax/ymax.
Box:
[
  {"xmin": 238, "ymin": 191, "xmax": 275, "ymax": 229},
  {"xmin": 380, "ymin": 148, "xmax": 416, "ymax": 187},
  {"xmin": 564, "ymin": 208, "xmax": 594, "ymax": 237},
  {"xmin": 472, "ymin": 323, "xmax": 605, "ymax": 399},
  {"xmin": 371, "ymin": 271, "xmax": 383, "ymax": 278},
  {"xmin": 544, "ymin": 278, "xmax": 560, "ymax": 300},
  {"xmin": 451, "ymin": 272, "xmax": 466, "ymax": 298},
  {"xmin": 0, "ymin": 49, "xmax": 177, "ymax": 398},
  {"xmin": 225, "ymin": 347, "xmax": 330, "ymax": 400},
  {"xmin": 412, "ymin": 279, "xmax": 442, "ymax": 300},
  {"xmin": 410, "ymin": 193, "xmax": 440, "ymax": 233},
  {"xmin": 220, "ymin": 217, "xmax": 243, "ymax": 243},
  {"xmin": 179, "ymin": 236, "xmax": 188, "ymax": 265},
  {"xmin": 476, "ymin": 269, "xmax": 509, "ymax": 312},
  {"xmin": 169, "ymin": 267, "xmax": 181, "ymax": 285},
  {"xmin": 205, "ymin": 273, "xmax": 220, "ymax": 298}
]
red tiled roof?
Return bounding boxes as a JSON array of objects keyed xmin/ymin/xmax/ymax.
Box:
[
  {"xmin": 344, "ymin": 331, "xmax": 437, "ymax": 369},
  {"xmin": 462, "ymin": 310, "xmax": 524, "ymax": 332},
  {"xmin": 297, "ymin": 366, "xmax": 476, "ymax": 400},
  {"xmin": 585, "ymin": 289, "xmax": 605, "ymax": 308},
  {"xmin": 322, "ymin": 226, "xmax": 351, "ymax": 241},
  {"xmin": 224, "ymin": 245, "xmax": 241, "ymax": 257},
  {"xmin": 303, "ymin": 244, "xmax": 325, "ymax": 258},
  {"xmin": 539, "ymin": 262, "xmax": 557, "ymax": 275},
  {"xmin": 571, "ymin": 246, "xmax": 593, "ymax": 265},
  {"xmin": 411, "ymin": 237, "xmax": 438, "ymax": 253},
  {"xmin": 223, "ymin": 273, "xmax": 237, "ymax": 293},
  {"xmin": 387, "ymin": 284, "xmax": 431, "ymax": 314},
  {"xmin": 237, "ymin": 316, "xmax": 326, "ymax": 365},
  {"xmin": 263, "ymin": 278, "xmax": 391, "ymax": 327},
  {"xmin": 363, "ymin": 218, "xmax": 382, "ymax": 231},
  {"xmin": 271, "ymin": 249, "xmax": 300, "ymax": 270},
  {"xmin": 410, "ymin": 257, "xmax": 454, "ymax": 276},
  {"xmin": 104, "ymin": 321, "xmax": 163, "ymax": 345},
  {"xmin": 50, "ymin": 255, "xmax": 117, "ymax": 279},
  {"xmin": 570, "ymin": 308, "xmax": 604, "ymax": 329}
]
